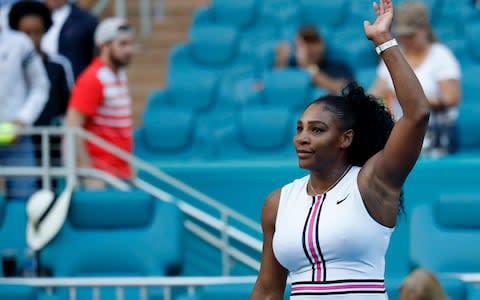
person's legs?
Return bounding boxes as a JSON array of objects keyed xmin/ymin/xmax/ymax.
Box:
[{"xmin": 0, "ymin": 137, "xmax": 38, "ymax": 201}]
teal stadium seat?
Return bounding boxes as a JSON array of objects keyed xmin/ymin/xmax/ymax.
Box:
[
  {"xmin": 465, "ymin": 19, "xmax": 480, "ymax": 63},
  {"xmin": 299, "ymin": 0, "xmax": 347, "ymax": 30},
  {"xmin": 40, "ymin": 190, "xmax": 184, "ymax": 300},
  {"xmin": 213, "ymin": 106, "xmax": 295, "ymax": 160},
  {"xmin": 0, "ymin": 285, "xmax": 38, "ymax": 300},
  {"xmin": 193, "ymin": 0, "xmax": 280, "ymax": 75},
  {"xmin": 408, "ymin": 193, "xmax": 480, "ymax": 300},
  {"xmin": 0, "ymin": 196, "xmax": 28, "ymax": 277},
  {"xmin": 261, "ymin": 69, "xmax": 313, "ymax": 109},
  {"xmin": 457, "ymin": 104, "xmax": 480, "ymax": 154},
  {"xmin": 135, "ymin": 107, "xmax": 207, "ymax": 161}
]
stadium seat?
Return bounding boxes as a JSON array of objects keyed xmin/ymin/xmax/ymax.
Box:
[
  {"xmin": 261, "ymin": 69, "xmax": 313, "ymax": 109},
  {"xmin": 0, "ymin": 285, "xmax": 38, "ymax": 300},
  {"xmin": 147, "ymin": 72, "xmax": 218, "ymax": 112},
  {"xmin": 194, "ymin": 0, "xmax": 257, "ymax": 27},
  {"xmin": 457, "ymin": 103, "xmax": 480, "ymax": 153},
  {"xmin": 40, "ymin": 190, "xmax": 184, "ymax": 300},
  {"xmin": 464, "ymin": 19, "xmax": 480, "ymax": 63},
  {"xmin": 211, "ymin": 106, "xmax": 295, "ymax": 160},
  {"xmin": 135, "ymin": 107, "xmax": 206, "ymax": 161},
  {"xmin": 410, "ymin": 193, "xmax": 480, "ymax": 273},
  {"xmin": 299, "ymin": 0, "xmax": 347, "ymax": 29},
  {"xmin": 0, "ymin": 198, "xmax": 28, "ymax": 277}
]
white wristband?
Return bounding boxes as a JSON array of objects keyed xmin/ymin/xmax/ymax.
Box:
[{"xmin": 375, "ymin": 38, "xmax": 398, "ymax": 55}]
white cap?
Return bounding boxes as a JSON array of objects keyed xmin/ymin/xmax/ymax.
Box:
[{"xmin": 94, "ymin": 17, "xmax": 134, "ymax": 47}]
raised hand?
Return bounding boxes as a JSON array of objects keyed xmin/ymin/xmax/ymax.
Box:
[{"xmin": 364, "ymin": 0, "xmax": 394, "ymax": 45}]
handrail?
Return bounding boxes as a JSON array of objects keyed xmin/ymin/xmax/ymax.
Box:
[
  {"xmin": 0, "ymin": 276, "xmax": 258, "ymax": 287},
  {"xmin": 8, "ymin": 126, "xmax": 262, "ymax": 274}
]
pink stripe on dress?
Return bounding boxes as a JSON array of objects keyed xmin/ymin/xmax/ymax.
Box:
[{"xmin": 307, "ymin": 194, "xmax": 323, "ymax": 281}]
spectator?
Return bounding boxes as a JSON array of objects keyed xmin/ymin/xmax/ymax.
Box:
[
  {"xmin": 274, "ymin": 25, "xmax": 354, "ymax": 94},
  {"xmin": 399, "ymin": 269, "xmax": 449, "ymax": 300},
  {"xmin": 42, "ymin": 0, "xmax": 97, "ymax": 78},
  {"xmin": 369, "ymin": 2, "xmax": 461, "ymax": 156},
  {"xmin": 66, "ymin": 17, "xmax": 135, "ymax": 189},
  {"xmin": 9, "ymin": 0, "xmax": 73, "ymax": 190},
  {"xmin": 0, "ymin": 17, "xmax": 50, "ymax": 200}
]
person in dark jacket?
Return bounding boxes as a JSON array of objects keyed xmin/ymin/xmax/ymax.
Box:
[{"xmin": 42, "ymin": 0, "xmax": 97, "ymax": 78}]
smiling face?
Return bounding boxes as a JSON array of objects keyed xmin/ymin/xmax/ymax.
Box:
[{"xmin": 294, "ymin": 102, "xmax": 353, "ymax": 171}]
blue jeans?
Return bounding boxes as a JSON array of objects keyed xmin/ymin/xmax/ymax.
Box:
[{"xmin": 0, "ymin": 137, "xmax": 37, "ymax": 201}]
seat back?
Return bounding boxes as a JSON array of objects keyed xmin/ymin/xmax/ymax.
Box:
[
  {"xmin": 40, "ymin": 189, "xmax": 184, "ymax": 276},
  {"xmin": 262, "ymin": 69, "xmax": 312, "ymax": 109},
  {"xmin": 189, "ymin": 25, "xmax": 239, "ymax": 66},
  {"xmin": 211, "ymin": 0, "xmax": 257, "ymax": 27},
  {"xmin": 0, "ymin": 198, "xmax": 27, "ymax": 277},
  {"xmin": 410, "ymin": 193, "xmax": 480, "ymax": 272}
]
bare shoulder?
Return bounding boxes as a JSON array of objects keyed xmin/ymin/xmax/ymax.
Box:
[{"xmin": 261, "ymin": 188, "xmax": 282, "ymax": 229}]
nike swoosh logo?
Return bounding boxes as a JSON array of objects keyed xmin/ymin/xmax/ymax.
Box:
[{"xmin": 336, "ymin": 195, "xmax": 349, "ymax": 205}]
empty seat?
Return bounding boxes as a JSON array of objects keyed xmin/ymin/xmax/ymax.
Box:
[
  {"xmin": 0, "ymin": 197, "xmax": 28, "ymax": 277},
  {"xmin": 261, "ymin": 69, "xmax": 313, "ymax": 109},
  {"xmin": 238, "ymin": 106, "xmax": 294, "ymax": 152},
  {"xmin": 299, "ymin": 0, "xmax": 347, "ymax": 29},
  {"xmin": 0, "ymin": 285, "xmax": 38, "ymax": 300},
  {"xmin": 410, "ymin": 193, "xmax": 480, "ymax": 273},
  {"xmin": 465, "ymin": 19, "xmax": 480, "ymax": 63},
  {"xmin": 457, "ymin": 104, "xmax": 480, "ymax": 153},
  {"xmin": 40, "ymin": 190, "xmax": 184, "ymax": 300},
  {"xmin": 135, "ymin": 107, "xmax": 206, "ymax": 161}
]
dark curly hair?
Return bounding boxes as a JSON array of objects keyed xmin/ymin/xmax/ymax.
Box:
[
  {"xmin": 8, "ymin": 0, "xmax": 53, "ymax": 32},
  {"xmin": 306, "ymin": 81, "xmax": 405, "ymax": 214}
]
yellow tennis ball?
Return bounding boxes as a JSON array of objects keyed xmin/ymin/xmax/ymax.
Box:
[{"xmin": 0, "ymin": 122, "xmax": 16, "ymax": 145}]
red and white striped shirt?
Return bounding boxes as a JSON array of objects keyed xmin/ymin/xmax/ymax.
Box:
[{"xmin": 69, "ymin": 58, "xmax": 133, "ymax": 179}]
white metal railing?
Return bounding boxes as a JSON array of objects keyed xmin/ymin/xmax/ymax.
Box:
[
  {"xmin": 1, "ymin": 127, "xmax": 262, "ymax": 275},
  {"xmin": 90, "ymin": 0, "xmax": 164, "ymax": 37},
  {"xmin": 0, "ymin": 276, "xmax": 258, "ymax": 300}
]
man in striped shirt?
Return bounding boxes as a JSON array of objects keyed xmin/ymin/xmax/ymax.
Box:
[{"xmin": 66, "ymin": 17, "xmax": 134, "ymax": 189}]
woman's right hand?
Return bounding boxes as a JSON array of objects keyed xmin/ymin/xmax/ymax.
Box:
[{"xmin": 364, "ymin": 0, "xmax": 394, "ymax": 46}]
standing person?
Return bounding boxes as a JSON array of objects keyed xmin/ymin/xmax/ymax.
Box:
[
  {"xmin": 8, "ymin": 0, "xmax": 73, "ymax": 190},
  {"xmin": 0, "ymin": 14, "xmax": 49, "ymax": 201},
  {"xmin": 275, "ymin": 25, "xmax": 354, "ymax": 95},
  {"xmin": 250, "ymin": 1, "xmax": 430, "ymax": 299},
  {"xmin": 42, "ymin": 0, "xmax": 97, "ymax": 79},
  {"xmin": 369, "ymin": 2, "xmax": 461, "ymax": 156},
  {"xmin": 65, "ymin": 17, "xmax": 135, "ymax": 189}
]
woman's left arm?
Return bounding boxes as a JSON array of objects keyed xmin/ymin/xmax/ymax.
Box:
[{"xmin": 429, "ymin": 79, "xmax": 461, "ymax": 109}]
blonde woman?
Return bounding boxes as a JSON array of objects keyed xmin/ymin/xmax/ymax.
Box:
[
  {"xmin": 370, "ymin": 3, "xmax": 461, "ymax": 156},
  {"xmin": 399, "ymin": 269, "xmax": 450, "ymax": 300}
]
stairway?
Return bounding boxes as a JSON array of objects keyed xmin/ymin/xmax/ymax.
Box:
[{"xmin": 125, "ymin": 0, "xmax": 210, "ymax": 127}]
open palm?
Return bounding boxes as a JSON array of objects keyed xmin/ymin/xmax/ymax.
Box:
[{"xmin": 364, "ymin": 0, "xmax": 394, "ymax": 42}]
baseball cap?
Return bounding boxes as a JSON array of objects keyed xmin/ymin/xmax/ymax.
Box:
[
  {"xmin": 94, "ymin": 17, "xmax": 134, "ymax": 46},
  {"xmin": 394, "ymin": 2, "xmax": 430, "ymax": 36}
]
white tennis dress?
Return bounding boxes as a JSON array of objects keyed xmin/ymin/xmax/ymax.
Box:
[{"xmin": 272, "ymin": 166, "xmax": 393, "ymax": 299}]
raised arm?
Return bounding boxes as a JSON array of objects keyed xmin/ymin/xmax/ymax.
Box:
[
  {"xmin": 359, "ymin": 0, "xmax": 430, "ymax": 227},
  {"xmin": 251, "ymin": 189, "xmax": 288, "ymax": 300}
]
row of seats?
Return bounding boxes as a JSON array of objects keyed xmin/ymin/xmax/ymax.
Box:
[
  {"xmin": 189, "ymin": 0, "xmax": 480, "ymax": 75},
  {"xmin": 0, "ymin": 191, "xmax": 185, "ymax": 300},
  {"xmin": 134, "ymin": 102, "xmax": 480, "ymax": 163}
]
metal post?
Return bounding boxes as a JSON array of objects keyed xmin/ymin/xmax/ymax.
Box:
[
  {"xmin": 40, "ymin": 129, "xmax": 51, "ymax": 190},
  {"xmin": 163, "ymin": 286, "xmax": 171, "ymax": 300},
  {"xmin": 68, "ymin": 287, "xmax": 77, "ymax": 300},
  {"xmin": 154, "ymin": 0, "xmax": 164, "ymax": 21},
  {"xmin": 115, "ymin": 0, "xmax": 126, "ymax": 18},
  {"xmin": 140, "ymin": 287, "xmax": 148, "ymax": 300},
  {"xmin": 116, "ymin": 286, "xmax": 124, "ymax": 300},
  {"xmin": 64, "ymin": 128, "xmax": 77, "ymax": 187},
  {"xmin": 221, "ymin": 211, "xmax": 231, "ymax": 276},
  {"xmin": 92, "ymin": 287, "xmax": 100, "ymax": 300},
  {"xmin": 140, "ymin": 0, "xmax": 152, "ymax": 37}
]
